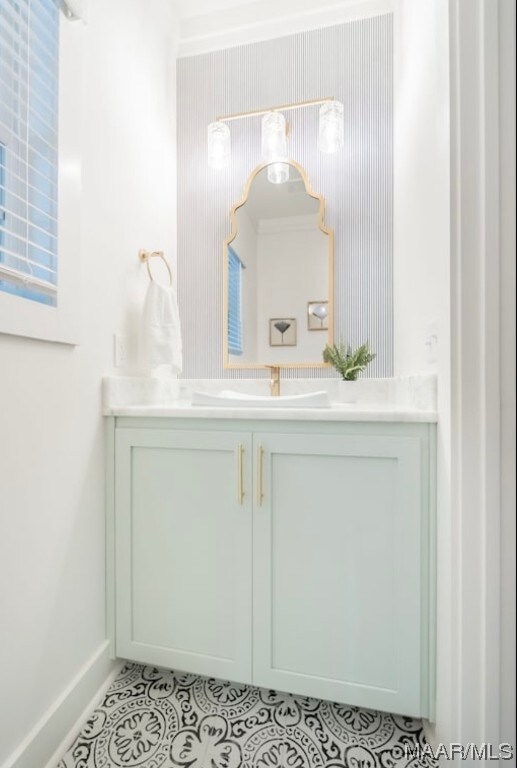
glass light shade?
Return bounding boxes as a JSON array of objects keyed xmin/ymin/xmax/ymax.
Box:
[
  {"xmin": 267, "ymin": 162, "xmax": 290, "ymax": 185},
  {"xmin": 261, "ymin": 111, "xmax": 287, "ymax": 161},
  {"xmin": 207, "ymin": 121, "xmax": 230, "ymax": 169},
  {"xmin": 318, "ymin": 100, "xmax": 344, "ymax": 154}
]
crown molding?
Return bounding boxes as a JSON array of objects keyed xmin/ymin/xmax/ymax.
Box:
[{"xmin": 178, "ymin": 0, "xmax": 393, "ymax": 58}]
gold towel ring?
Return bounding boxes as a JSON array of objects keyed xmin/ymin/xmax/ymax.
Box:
[{"xmin": 138, "ymin": 249, "xmax": 173, "ymax": 286}]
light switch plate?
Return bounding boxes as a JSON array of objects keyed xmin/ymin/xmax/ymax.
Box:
[
  {"xmin": 424, "ymin": 321, "xmax": 438, "ymax": 366},
  {"xmin": 114, "ymin": 334, "xmax": 129, "ymax": 368}
]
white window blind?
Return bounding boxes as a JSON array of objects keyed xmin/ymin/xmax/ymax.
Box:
[
  {"xmin": 0, "ymin": 0, "xmax": 60, "ymax": 306},
  {"xmin": 228, "ymin": 245, "xmax": 243, "ymax": 356}
]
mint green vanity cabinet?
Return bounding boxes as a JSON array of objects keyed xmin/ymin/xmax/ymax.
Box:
[
  {"xmin": 114, "ymin": 428, "xmax": 254, "ymax": 682},
  {"xmin": 109, "ymin": 418, "xmax": 435, "ymax": 719},
  {"xmin": 252, "ymin": 431, "xmax": 430, "ymax": 717}
]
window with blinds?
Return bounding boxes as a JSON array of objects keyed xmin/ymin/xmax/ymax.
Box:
[
  {"xmin": 228, "ymin": 245, "xmax": 243, "ymax": 356},
  {"xmin": 0, "ymin": 0, "xmax": 60, "ymax": 306}
]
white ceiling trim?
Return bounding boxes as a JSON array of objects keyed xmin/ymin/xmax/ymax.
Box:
[
  {"xmin": 178, "ymin": 0, "xmax": 394, "ymax": 58},
  {"xmin": 177, "ymin": 0, "xmax": 261, "ymax": 20}
]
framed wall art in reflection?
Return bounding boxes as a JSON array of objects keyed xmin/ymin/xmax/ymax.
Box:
[
  {"xmin": 269, "ymin": 318, "xmax": 297, "ymax": 347},
  {"xmin": 307, "ymin": 301, "xmax": 329, "ymax": 331}
]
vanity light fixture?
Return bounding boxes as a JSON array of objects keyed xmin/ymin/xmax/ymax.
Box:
[
  {"xmin": 318, "ymin": 100, "xmax": 345, "ymax": 154},
  {"xmin": 207, "ymin": 121, "xmax": 231, "ymax": 170},
  {"xmin": 261, "ymin": 111, "xmax": 287, "ymax": 161},
  {"xmin": 261, "ymin": 111, "xmax": 290, "ymax": 184},
  {"xmin": 207, "ymin": 97, "xmax": 344, "ymax": 173}
]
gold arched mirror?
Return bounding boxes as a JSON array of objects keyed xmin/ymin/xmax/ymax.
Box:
[{"xmin": 223, "ymin": 160, "xmax": 334, "ymax": 370}]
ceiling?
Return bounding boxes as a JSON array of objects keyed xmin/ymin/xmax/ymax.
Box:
[
  {"xmin": 175, "ymin": 0, "xmax": 393, "ymax": 57},
  {"xmin": 176, "ymin": 0, "xmax": 261, "ymax": 20}
]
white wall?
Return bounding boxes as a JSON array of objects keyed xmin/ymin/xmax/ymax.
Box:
[
  {"xmin": 393, "ymin": 0, "xmax": 450, "ymax": 377},
  {"xmin": 0, "ymin": 1, "xmax": 178, "ymax": 764},
  {"xmin": 392, "ymin": 0, "xmax": 452, "ymax": 747}
]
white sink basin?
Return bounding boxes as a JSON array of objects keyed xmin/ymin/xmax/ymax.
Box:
[{"xmin": 191, "ymin": 390, "xmax": 331, "ymax": 408}]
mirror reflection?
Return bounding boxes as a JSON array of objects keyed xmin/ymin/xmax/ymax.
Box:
[{"xmin": 225, "ymin": 162, "xmax": 333, "ymax": 368}]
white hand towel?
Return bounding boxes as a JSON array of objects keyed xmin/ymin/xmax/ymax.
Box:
[{"xmin": 141, "ymin": 281, "xmax": 182, "ymax": 375}]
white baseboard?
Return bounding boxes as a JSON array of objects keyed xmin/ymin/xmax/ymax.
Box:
[{"xmin": 2, "ymin": 640, "xmax": 121, "ymax": 768}]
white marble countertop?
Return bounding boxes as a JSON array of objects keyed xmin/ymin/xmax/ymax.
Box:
[
  {"xmin": 102, "ymin": 375, "xmax": 438, "ymax": 423},
  {"xmin": 106, "ymin": 401, "xmax": 437, "ymax": 422}
]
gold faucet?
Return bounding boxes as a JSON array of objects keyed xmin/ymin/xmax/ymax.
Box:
[{"xmin": 267, "ymin": 366, "xmax": 281, "ymax": 397}]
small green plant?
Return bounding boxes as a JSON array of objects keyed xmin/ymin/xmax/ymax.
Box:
[{"xmin": 323, "ymin": 342, "xmax": 376, "ymax": 381}]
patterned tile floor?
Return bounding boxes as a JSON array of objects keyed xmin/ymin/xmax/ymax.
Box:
[{"xmin": 57, "ymin": 663, "xmax": 437, "ymax": 767}]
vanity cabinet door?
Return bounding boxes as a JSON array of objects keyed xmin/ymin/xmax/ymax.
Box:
[
  {"xmin": 252, "ymin": 432, "xmax": 428, "ymax": 716},
  {"xmin": 115, "ymin": 428, "xmax": 253, "ymax": 682}
]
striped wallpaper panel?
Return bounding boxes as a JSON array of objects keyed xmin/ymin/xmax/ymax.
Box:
[{"xmin": 177, "ymin": 14, "xmax": 393, "ymax": 379}]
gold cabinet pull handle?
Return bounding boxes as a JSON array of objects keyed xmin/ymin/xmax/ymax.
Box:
[
  {"xmin": 257, "ymin": 445, "xmax": 264, "ymax": 506},
  {"xmin": 237, "ymin": 444, "xmax": 244, "ymax": 504}
]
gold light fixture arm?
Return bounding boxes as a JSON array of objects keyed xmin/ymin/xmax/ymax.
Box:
[{"xmin": 216, "ymin": 96, "xmax": 334, "ymax": 123}]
